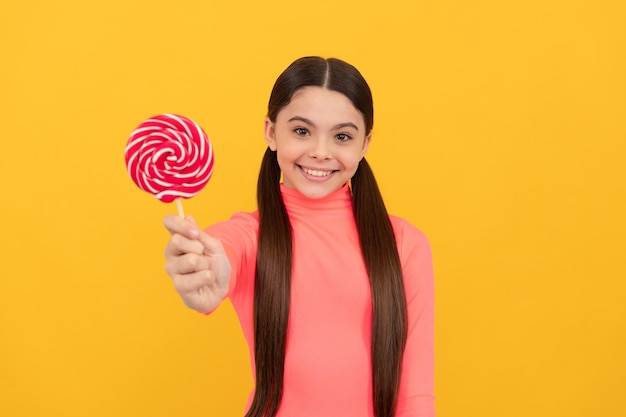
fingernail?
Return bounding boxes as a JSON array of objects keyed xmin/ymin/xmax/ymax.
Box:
[{"xmin": 189, "ymin": 228, "xmax": 199, "ymax": 238}]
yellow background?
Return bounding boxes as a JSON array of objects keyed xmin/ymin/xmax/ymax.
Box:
[{"xmin": 1, "ymin": 0, "xmax": 624, "ymax": 416}]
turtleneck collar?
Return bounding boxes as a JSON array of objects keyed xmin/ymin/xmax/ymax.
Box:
[{"xmin": 279, "ymin": 183, "xmax": 353, "ymax": 213}]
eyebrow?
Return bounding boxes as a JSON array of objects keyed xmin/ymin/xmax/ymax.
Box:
[{"xmin": 287, "ymin": 116, "xmax": 359, "ymax": 131}]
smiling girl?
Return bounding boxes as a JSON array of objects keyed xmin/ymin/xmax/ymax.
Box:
[{"xmin": 163, "ymin": 56, "xmax": 435, "ymax": 417}]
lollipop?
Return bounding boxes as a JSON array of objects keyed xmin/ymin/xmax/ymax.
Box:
[{"xmin": 124, "ymin": 114, "xmax": 214, "ymax": 217}]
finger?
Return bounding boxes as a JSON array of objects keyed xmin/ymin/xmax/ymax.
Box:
[
  {"xmin": 166, "ymin": 253, "xmax": 210, "ymax": 276},
  {"xmin": 172, "ymin": 269, "xmax": 215, "ymax": 294},
  {"xmin": 163, "ymin": 214, "xmax": 199, "ymax": 239},
  {"xmin": 165, "ymin": 233, "xmax": 205, "ymax": 257}
]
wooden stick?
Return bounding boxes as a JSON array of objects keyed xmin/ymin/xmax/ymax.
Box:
[{"xmin": 176, "ymin": 198, "xmax": 185, "ymax": 218}]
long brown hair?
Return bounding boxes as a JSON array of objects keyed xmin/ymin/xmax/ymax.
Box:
[{"xmin": 246, "ymin": 57, "xmax": 408, "ymax": 417}]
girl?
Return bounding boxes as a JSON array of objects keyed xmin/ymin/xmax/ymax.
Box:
[{"xmin": 163, "ymin": 56, "xmax": 435, "ymax": 417}]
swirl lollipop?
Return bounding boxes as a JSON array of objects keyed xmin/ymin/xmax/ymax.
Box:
[{"xmin": 124, "ymin": 114, "xmax": 214, "ymax": 216}]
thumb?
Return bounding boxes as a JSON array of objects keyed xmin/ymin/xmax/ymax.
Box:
[{"xmin": 185, "ymin": 215, "xmax": 197, "ymax": 226}]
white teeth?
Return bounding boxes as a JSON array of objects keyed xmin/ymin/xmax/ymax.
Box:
[{"xmin": 303, "ymin": 167, "xmax": 333, "ymax": 177}]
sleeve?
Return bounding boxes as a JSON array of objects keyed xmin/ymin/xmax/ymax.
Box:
[
  {"xmin": 394, "ymin": 218, "xmax": 436, "ymax": 417},
  {"xmin": 204, "ymin": 212, "xmax": 259, "ymax": 302}
]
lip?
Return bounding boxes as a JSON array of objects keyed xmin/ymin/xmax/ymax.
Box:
[{"xmin": 297, "ymin": 164, "xmax": 338, "ymax": 182}]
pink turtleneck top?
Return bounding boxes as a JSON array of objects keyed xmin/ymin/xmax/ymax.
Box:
[{"xmin": 206, "ymin": 184, "xmax": 435, "ymax": 416}]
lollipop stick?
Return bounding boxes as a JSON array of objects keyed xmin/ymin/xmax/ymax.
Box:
[{"xmin": 176, "ymin": 198, "xmax": 185, "ymax": 218}]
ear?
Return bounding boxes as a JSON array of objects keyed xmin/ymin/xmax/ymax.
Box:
[
  {"xmin": 264, "ymin": 118, "xmax": 277, "ymax": 151},
  {"xmin": 361, "ymin": 132, "xmax": 372, "ymax": 158}
]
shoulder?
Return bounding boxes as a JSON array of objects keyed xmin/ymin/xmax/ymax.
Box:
[{"xmin": 389, "ymin": 215, "xmax": 432, "ymax": 257}]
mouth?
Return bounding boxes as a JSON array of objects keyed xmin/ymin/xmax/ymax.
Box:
[{"xmin": 298, "ymin": 165, "xmax": 337, "ymax": 179}]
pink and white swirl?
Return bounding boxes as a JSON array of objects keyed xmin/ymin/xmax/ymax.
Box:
[{"xmin": 124, "ymin": 114, "xmax": 214, "ymax": 203}]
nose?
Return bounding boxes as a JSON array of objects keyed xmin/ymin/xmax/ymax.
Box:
[{"xmin": 308, "ymin": 137, "xmax": 332, "ymax": 160}]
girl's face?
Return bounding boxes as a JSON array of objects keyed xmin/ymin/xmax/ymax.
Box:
[{"xmin": 264, "ymin": 86, "xmax": 371, "ymax": 199}]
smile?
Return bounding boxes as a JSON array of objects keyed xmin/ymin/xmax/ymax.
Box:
[{"xmin": 299, "ymin": 165, "xmax": 336, "ymax": 178}]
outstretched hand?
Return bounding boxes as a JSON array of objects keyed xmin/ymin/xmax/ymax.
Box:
[{"xmin": 163, "ymin": 215, "xmax": 231, "ymax": 313}]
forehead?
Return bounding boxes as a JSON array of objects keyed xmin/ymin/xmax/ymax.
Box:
[{"xmin": 277, "ymin": 87, "xmax": 365, "ymax": 127}]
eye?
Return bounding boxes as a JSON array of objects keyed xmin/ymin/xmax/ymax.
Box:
[
  {"xmin": 335, "ymin": 133, "xmax": 352, "ymax": 142},
  {"xmin": 294, "ymin": 127, "xmax": 309, "ymax": 136}
]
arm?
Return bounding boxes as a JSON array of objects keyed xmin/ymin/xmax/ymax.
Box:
[{"xmin": 395, "ymin": 219, "xmax": 436, "ymax": 417}]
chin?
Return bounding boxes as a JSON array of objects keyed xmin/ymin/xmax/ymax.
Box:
[{"xmin": 296, "ymin": 184, "xmax": 339, "ymax": 199}]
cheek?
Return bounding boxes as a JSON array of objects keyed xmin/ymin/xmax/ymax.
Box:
[
  {"xmin": 275, "ymin": 147, "xmax": 297, "ymax": 170},
  {"xmin": 339, "ymin": 149, "xmax": 364, "ymax": 169},
  {"xmin": 275, "ymin": 139, "xmax": 306, "ymax": 162}
]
